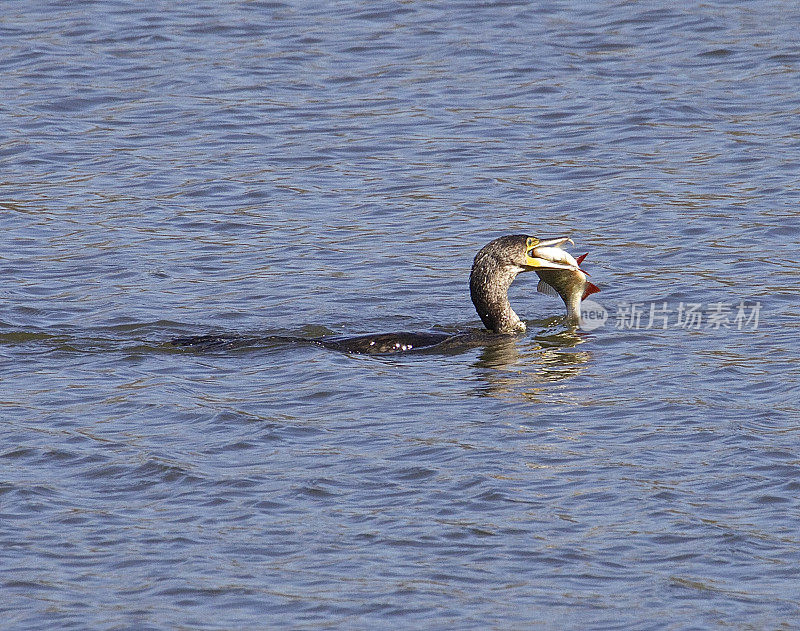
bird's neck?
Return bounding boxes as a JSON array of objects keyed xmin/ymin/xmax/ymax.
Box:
[{"xmin": 469, "ymin": 257, "xmax": 526, "ymax": 334}]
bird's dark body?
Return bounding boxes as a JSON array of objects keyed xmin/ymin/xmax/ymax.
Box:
[
  {"xmin": 314, "ymin": 331, "xmax": 456, "ymax": 354},
  {"xmin": 169, "ymin": 330, "xmax": 502, "ymax": 355}
]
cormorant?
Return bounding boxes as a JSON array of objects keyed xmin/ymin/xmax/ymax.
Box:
[{"xmin": 171, "ymin": 234, "xmax": 599, "ymax": 354}]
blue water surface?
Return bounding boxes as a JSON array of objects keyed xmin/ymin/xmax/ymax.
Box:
[{"xmin": 1, "ymin": 1, "xmax": 799, "ymax": 629}]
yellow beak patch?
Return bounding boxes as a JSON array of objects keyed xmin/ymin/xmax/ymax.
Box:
[{"xmin": 524, "ymin": 254, "xmax": 548, "ymax": 268}]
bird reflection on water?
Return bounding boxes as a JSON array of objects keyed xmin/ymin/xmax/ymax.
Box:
[{"xmin": 470, "ymin": 324, "xmax": 592, "ymax": 399}]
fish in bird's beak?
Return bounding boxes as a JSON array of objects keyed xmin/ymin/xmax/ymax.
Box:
[
  {"xmin": 534, "ymin": 244, "xmax": 602, "ymax": 324},
  {"xmin": 523, "ymin": 236, "xmax": 581, "ymax": 271}
]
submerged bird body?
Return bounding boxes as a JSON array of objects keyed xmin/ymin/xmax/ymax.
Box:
[
  {"xmin": 316, "ymin": 331, "xmax": 456, "ymax": 354},
  {"xmin": 173, "ymin": 234, "xmax": 598, "ymax": 354}
]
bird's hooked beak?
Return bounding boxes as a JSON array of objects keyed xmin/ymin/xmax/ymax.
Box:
[{"xmin": 523, "ymin": 236, "xmax": 578, "ymax": 271}]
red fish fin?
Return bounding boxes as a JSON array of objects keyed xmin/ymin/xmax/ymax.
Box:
[
  {"xmin": 582, "ymin": 282, "xmax": 600, "ymax": 300},
  {"xmin": 576, "ymin": 253, "xmax": 588, "ymax": 265}
]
